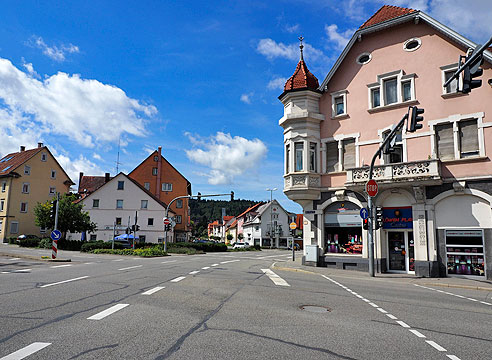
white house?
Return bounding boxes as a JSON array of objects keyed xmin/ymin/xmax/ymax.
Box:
[
  {"xmin": 242, "ymin": 200, "xmax": 296, "ymax": 247},
  {"xmin": 68, "ymin": 173, "xmax": 175, "ymax": 243}
]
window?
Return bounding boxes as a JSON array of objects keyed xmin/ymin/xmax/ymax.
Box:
[
  {"xmin": 441, "ymin": 63, "xmax": 462, "ymax": 95},
  {"xmin": 0, "ymin": 199, "xmax": 4, "ymax": 211},
  {"xmin": 139, "ymin": 235, "xmax": 146, "ymax": 243},
  {"xmin": 141, "ymin": 200, "xmax": 148, "ymax": 209},
  {"xmin": 1, "ymin": 181, "xmax": 5, "ymax": 192},
  {"xmin": 295, "ymin": 142, "xmax": 303, "ymax": 172},
  {"xmin": 384, "ymin": 78, "xmax": 398, "ymax": 105},
  {"xmin": 309, "ymin": 143, "xmax": 317, "ymax": 172},
  {"xmin": 176, "ymin": 215, "xmax": 182, "ymax": 224},
  {"xmin": 162, "ymin": 183, "xmax": 172, "ymax": 191},
  {"xmin": 371, "ymin": 88, "xmax": 380, "ymax": 108},
  {"xmin": 22, "ymin": 183, "xmax": 30, "ymax": 194},
  {"xmin": 49, "ymin": 187, "xmax": 56, "ymax": 195},
  {"xmin": 116, "ymin": 217, "xmax": 122, "ymax": 225},
  {"xmin": 444, "ymin": 70, "xmax": 458, "ymax": 94},
  {"xmin": 356, "ymin": 52, "xmax": 371, "ymax": 65},
  {"xmin": 148, "ymin": 218, "xmax": 154, "ymax": 226},
  {"xmin": 51, "ymin": 170, "xmax": 56, "ymax": 179},
  {"xmin": 446, "ymin": 230, "xmax": 484, "ymax": 276},
  {"xmin": 435, "ymin": 123, "xmax": 454, "ymax": 160},
  {"xmin": 152, "ymin": 167, "xmax": 158, "ymax": 176},
  {"xmin": 285, "ymin": 144, "xmax": 290, "ymax": 173},
  {"xmin": 10, "ymin": 221, "xmax": 18, "ymax": 234},
  {"xmin": 153, "ymin": 155, "xmax": 159, "ymax": 162},
  {"xmin": 402, "ymin": 81, "xmax": 412, "ymax": 102},
  {"xmin": 342, "ymin": 139, "xmax": 356, "ymax": 170},
  {"xmin": 93, "ymin": 199, "xmax": 99, "ymax": 208},
  {"xmin": 326, "ymin": 141, "xmax": 339, "ymax": 173},
  {"xmin": 20, "ymin": 202, "xmax": 28, "ymax": 213},
  {"xmin": 90, "ymin": 234, "xmax": 97, "ymax": 241},
  {"xmin": 0, "ymin": 220, "xmax": 3, "ymax": 233},
  {"xmin": 335, "ymin": 96, "xmax": 344, "ymax": 115},
  {"xmin": 116, "ymin": 200, "xmax": 123, "ymax": 209},
  {"xmin": 368, "ymin": 70, "xmax": 415, "ymax": 109},
  {"xmin": 41, "ymin": 153, "xmax": 47, "ymax": 162},
  {"xmin": 331, "ymin": 90, "xmax": 347, "ymax": 117},
  {"xmin": 176, "ymin": 199, "xmax": 183, "ymax": 208},
  {"xmin": 459, "ymin": 120, "xmax": 479, "ymax": 157},
  {"xmin": 144, "ymin": 182, "xmax": 150, "ymax": 190},
  {"xmin": 24, "ymin": 165, "xmax": 31, "ymax": 175},
  {"xmin": 403, "ymin": 38, "xmax": 421, "ymax": 52},
  {"xmin": 117, "ymin": 181, "xmax": 124, "ymax": 190},
  {"xmin": 383, "ymin": 129, "xmax": 403, "ymax": 164}
]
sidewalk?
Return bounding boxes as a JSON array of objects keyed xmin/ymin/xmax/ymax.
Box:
[{"xmin": 272, "ymin": 256, "xmax": 492, "ymax": 292}]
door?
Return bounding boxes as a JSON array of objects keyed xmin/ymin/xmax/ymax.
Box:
[{"xmin": 388, "ymin": 231, "xmax": 414, "ymax": 273}]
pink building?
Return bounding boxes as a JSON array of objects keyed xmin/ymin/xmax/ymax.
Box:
[{"xmin": 279, "ymin": 5, "xmax": 492, "ymax": 279}]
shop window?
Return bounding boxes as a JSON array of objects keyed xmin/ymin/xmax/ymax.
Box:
[
  {"xmin": 93, "ymin": 199, "xmax": 99, "ymax": 208},
  {"xmin": 342, "ymin": 139, "xmax": 356, "ymax": 170},
  {"xmin": 294, "ymin": 142, "xmax": 303, "ymax": 172},
  {"xmin": 309, "ymin": 143, "xmax": 317, "ymax": 172},
  {"xmin": 324, "ymin": 202, "xmax": 362, "ymax": 255},
  {"xmin": 446, "ymin": 230, "xmax": 484, "ymax": 276}
]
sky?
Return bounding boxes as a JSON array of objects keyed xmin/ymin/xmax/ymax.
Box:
[{"xmin": 0, "ymin": 0, "xmax": 491, "ymax": 214}]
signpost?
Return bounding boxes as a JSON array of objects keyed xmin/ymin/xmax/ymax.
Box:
[
  {"xmin": 360, "ymin": 208, "xmax": 368, "ymax": 220},
  {"xmin": 289, "ymin": 222, "xmax": 297, "ymax": 261},
  {"xmin": 50, "ymin": 229, "xmax": 61, "ymax": 259},
  {"xmin": 366, "ymin": 180, "xmax": 378, "ymax": 197}
]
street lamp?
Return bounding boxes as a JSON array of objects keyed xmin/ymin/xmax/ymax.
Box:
[{"xmin": 266, "ymin": 188, "xmax": 277, "ymax": 248}]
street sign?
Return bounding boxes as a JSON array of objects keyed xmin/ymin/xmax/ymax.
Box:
[
  {"xmin": 289, "ymin": 222, "xmax": 297, "ymax": 230},
  {"xmin": 163, "ymin": 217, "xmax": 170, "ymax": 225},
  {"xmin": 366, "ymin": 179, "xmax": 378, "ymax": 197},
  {"xmin": 50, "ymin": 229, "xmax": 61, "ymax": 241},
  {"xmin": 360, "ymin": 208, "xmax": 368, "ymax": 220}
]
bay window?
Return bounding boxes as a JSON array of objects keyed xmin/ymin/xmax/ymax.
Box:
[
  {"xmin": 295, "ymin": 142, "xmax": 303, "ymax": 172},
  {"xmin": 309, "ymin": 143, "xmax": 317, "ymax": 172}
]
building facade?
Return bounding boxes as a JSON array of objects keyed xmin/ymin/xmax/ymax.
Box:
[
  {"xmin": 0, "ymin": 144, "xmax": 73, "ymax": 241},
  {"xmin": 279, "ymin": 6, "xmax": 492, "ymax": 279}
]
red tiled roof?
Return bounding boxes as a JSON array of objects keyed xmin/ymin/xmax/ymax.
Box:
[
  {"xmin": 78, "ymin": 176, "xmax": 109, "ymax": 194},
  {"xmin": 223, "ymin": 216, "xmax": 234, "ymax": 223},
  {"xmin": 360, "ymin": 5, "xmax": 415, "ymax": 29},
  {"xmin": 284, "ymin": 60, "xmax": 319, "ymax": 92},
  {"xmin": 0, "ymin": 147, "xmax": 43, "ymax": 177}
]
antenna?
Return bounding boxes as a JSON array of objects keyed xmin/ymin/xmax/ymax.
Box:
[{"xmin": 115, "ymin": 136, "xmax": 123, "ymax": 173}]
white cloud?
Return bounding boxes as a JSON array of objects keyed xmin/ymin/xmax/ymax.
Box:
[
  {"xmin": 0, "ymin": 58, "xmax": 157, "ymax": 149},
  {"xmin": 285, "ymin": 24, "xmax": 300, "ymax": 33},
  {"xmin": 240, "ymin": 92, "xmax": 253, "ymax": 104},
  {"xmin": 185, "ymin": 132, "xmax": 267, "ymax": 185},
  {"xmin": 21, "ymin": 59, "xmax": 39, "ymax": 78},
  {"xmin": 256, "ymin": 38, "xmax": 327, "ymax": 63},
  {"xmin": 267, "ymin": 77, "xmax": 287, "ymax": 91},
  {"xmin": 55, "ymin": 152, "xmax": 104, "ymax": 188},
  {"xmin": 325, "ymin": 24, "xmax": 356, "ymax": 50},
  {"xmin": 28, "ymin": 36, "xmax": 80, "ymax": 61},
  {"xmin": 92, "ymin": 153, "xmax": 102, "ymax": 160}
]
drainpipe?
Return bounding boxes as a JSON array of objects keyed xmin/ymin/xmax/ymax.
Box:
[{"xmin": 156, "ymin": 147, "xmax": 162, "ymax": 199}]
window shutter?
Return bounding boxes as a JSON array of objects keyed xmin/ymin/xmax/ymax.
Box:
[
  {"xmin": 326, "ymin": 142, "xmax": 338, "ymax": 172},
  {"xmin": 436, "ymin": 123, "xmax": 454, "ymax": 160},
  {"xmin": 342, "ymin": 139, "xmax": 356, "ymax": 169},
  {"xmin": 459, "ymin": 120, "xmax": 479, "ymax": 156}
]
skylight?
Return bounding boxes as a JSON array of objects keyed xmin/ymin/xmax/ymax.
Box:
[
  {"xmin": 0, "ymin": 156, "xmax": 13, "ymax": 163},
  {"xmin": 2, "ymin": 165, "xmax": 12, "ymax": 172}
]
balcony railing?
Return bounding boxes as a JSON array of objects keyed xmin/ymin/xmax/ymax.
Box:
[
  {"xmin": 346, "ymin": 159, "xmax": 441, "ymax": 185},
  {"xmin": 284, "ymin": 173, "xmax": 320, "ymax": 189}
]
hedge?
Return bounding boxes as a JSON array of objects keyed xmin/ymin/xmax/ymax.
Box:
[
  {"xmin": 81, "ymin": 241, "xmax": 117, "ymax": 252},
  {"xmin": 170, "ymin": 242, "xmax": 227, "ymax": 252},
  {"xmin": 18, "ymin": 238, "xmax": 40, "ymax": 247},
  {"xmin": 91, "ymin": 247, "xmax": 168, "ymax": 257}
]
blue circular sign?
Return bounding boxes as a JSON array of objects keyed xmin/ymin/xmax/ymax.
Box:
[
  {"xmin": 50, "ymin": 230, "xmax": 62, "ymax": 240},
  {"xmin": 360, "ymin": 208, "xmax": 369, "ymax": 220}
]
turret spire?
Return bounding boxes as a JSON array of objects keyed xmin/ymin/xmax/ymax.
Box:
[{"xmin": 298, "ymin": 36, "xmax": 304, "ymax": 61}]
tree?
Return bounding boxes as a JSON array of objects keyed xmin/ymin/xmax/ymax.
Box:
[
  {"xmin": 238, "ymin": 233, "xmax": 244, "ymax": 240},
  {"xmin": 226, "ymin": 234, "xmax": 233, "ymax": 241},
  {"xmin": 34, "ymin": 193, "xmax": 97, "ymax": 238}
]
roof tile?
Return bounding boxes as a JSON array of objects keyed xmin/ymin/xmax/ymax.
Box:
[
  {"xmin": 360, "ymin": 5, "xmax": 415, "ymax": 29},
  {"xmin": 0, "ymin": 147, "xmax": 43, "ymax": 176},
  {"xmin": 284, "ymin": 60, "xmax": 319, "ymax": 92}
]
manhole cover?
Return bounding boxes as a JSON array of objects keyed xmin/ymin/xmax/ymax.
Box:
[{"xmin": 299, "ymin": 305, "xmax": 331, "ymax": 313}]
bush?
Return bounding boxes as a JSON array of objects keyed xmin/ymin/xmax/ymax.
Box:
[
  {"xmin": 91, "ymin": 247, "xmax": 168, "ymax": 257},
  {"xmin": 166, "ymin": 246, "xmax": 202, "ymax": 255},
  {"xmin": 170, "ymin": 242, "xmax": 227, "ymax": 252},
  {"xmin": 81, "ymin": 241, "xmax": 113, "ymax": 252},
  {"xmin": 134, "ymin": 242, "xmax": 155, "ymax": 249},
  {"xmin": 57, "ymin": 239, "xmax": 83, "ymax": 251},
  {"xmin": 18, "ymin": 237, "xmax": 40, "ymax": 247},
  {"xmin": 8, "ymin": 237, "xmax": 18, "ymax": 244},
  {"xmin": 39, "ymin": 238, "xmax": 52, "ymax": 249}
]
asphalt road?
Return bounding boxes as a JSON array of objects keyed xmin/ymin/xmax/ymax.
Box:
[{"xmin": 0, "ymin": 246, "xmax": 491, "ymax": 359}]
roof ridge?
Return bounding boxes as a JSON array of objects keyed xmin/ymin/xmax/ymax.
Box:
[{"xmin": 360, "ymin": 5, "xmax": 415, "ymax": 29}]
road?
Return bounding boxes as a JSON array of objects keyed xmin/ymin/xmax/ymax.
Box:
[{"xmin": 0, "ymin": 247, "xmax": 491, "ymax": 359}]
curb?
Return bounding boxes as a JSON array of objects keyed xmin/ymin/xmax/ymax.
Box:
[
  {"xmin": 0, "ymin": 251, "xmax": 71, "ymax": 262},
  {"xmin": 272, "ymin": 263, "xmax": 318, "ymax": 276},
  {"xmin": 419, "ymin": 282, "xmax": 492, "ymax": 292}
]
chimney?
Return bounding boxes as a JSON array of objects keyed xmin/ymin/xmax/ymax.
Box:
[
  {"xmin": 156, "ymin": 147, "xmax": 162, "ymax": 198},
  {"xmin": 78, "ymin": 172, "xmax": 84, "ymax": 191},
  {"xmin": 20, "ymin": 146, "xmax": 25, "ymax": 152},
  {"xmin": 105, "ymin": 172, "xmax": 110, "ymax": 183},
  {"xmin": 38, "ymin": 142, "xmax": 43, "ymax": 148}
]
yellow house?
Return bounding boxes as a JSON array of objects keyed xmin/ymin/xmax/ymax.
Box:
[{"xmin": 0, "ymin": 143, "xmax": 73, "ymax": 242}]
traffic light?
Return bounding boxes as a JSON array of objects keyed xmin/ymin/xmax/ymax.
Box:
[
  {"xmin": 165, "ymin": 224, "xmax": 171, "ymax": 231},
  {"xmin": 462, "ymin": 53, "xmax": 483, "ymax": 93},
  {"xmin": 375, "ymin": 207, "xmax": 383, "ymax": 230},
  {"xmin": 408, "ymin": 106, "xmax": 424, "ymax": 132},
  {"xmin": 135, "ymin": 225, "xmax": 140, "ymax": 232},
  {"xmin": 230, "ymin": 191, "xmax": 234, "ymax": 201},
  {"xmin": 363, "ymin": 218, "xmax": 368, "ymax": 230},
  {"xmin": 383, "ymin": 134, "xmax": 397, "ymax": 155},
  {"xmin": 197, "ymin": 192, "xmax": 201, "ymax": 201},
  {"xmin": 50, "ymin": 200, "xmax": 57, "ymax": 220}
]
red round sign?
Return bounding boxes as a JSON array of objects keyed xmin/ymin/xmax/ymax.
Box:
[
  {"xmin": 163, "ymin": 218, "xmax": 170, "ymax": 225},
  {"xmin": 366, "ymin": 179, "xmax": 378, "ymax": 197}
]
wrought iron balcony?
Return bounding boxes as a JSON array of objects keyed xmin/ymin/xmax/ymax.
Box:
[{"xmin": 346, "ymin": 159, "xmax": 441, "ymax": 186}]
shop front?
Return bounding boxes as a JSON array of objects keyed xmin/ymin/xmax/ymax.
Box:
[
  {"xmin": 383, "ymin": 207, "xmax": 414, "ymax": 273},
  {"xmin": 445, "ymin": 230, "xmax": 485, "ymax": 277},
  {"xmin": 324, "ymin": 202, "xmax": 363, "ymax": 255}
]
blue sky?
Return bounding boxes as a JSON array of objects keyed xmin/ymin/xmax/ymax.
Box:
[{"xmin": 0, "ymin": 1, "xmax": 491, "ymax": 213}]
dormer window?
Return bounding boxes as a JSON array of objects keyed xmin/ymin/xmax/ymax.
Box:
[{"xmin": 331, "ymin": 90, "xmax": 347, "ymax": 118}]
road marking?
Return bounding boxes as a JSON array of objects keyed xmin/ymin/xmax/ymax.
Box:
[
  {"xmin": 414, "ymin": 284, "xmax": 491, "ymax": 306},
  {"xmin": 87, "ymin": 304, "xmax": 129, "ymax": 320},
  {"xmin": 0, "ymin": 342, "xmax": 51, "ymax": 360},
  {"xmin": 50, "ymin": 264, "xmax": 72, "ymax": 268},
  {"xmin": 368, "ymin": 302, "xmax": 379, "ymax": 308},
  {"xmin": 376, "ymin": 308, "xmax": 387, "ymax": 314},
  {"xmin": 142, "ymin": 286, "xmax": 165, "ymax": 295},
  {"xmin": 170, "ymin": 276, "xmax": 186, "ymax": 282},
  {"xmin": 112, "ymin": 259, "xmax": 124, "ymax": 262},
  {"xmin": 386, "ymin": 314, "xmax": 398, "ymax": 320},
  {"xmin": 118, "ymin": 265, "xmax": 143, "ymax": 271},
  {"xmin": 1, "ymin": 271, "xmax": 8, "ymax": 274},
  {"xmin": 161, "ymin": 260, "xmax": 177, "ymax": 264},
  {"xmin": 220, "ymin": 260, "xmax": 240, "ymax": 264},
  {"xmin": 396, "ymin": 320, "xmax": 410, "ymax": 328},
  {"xmin": 84, "ymin": 262, "xmax": 94, "ymax": 265},
  {"xmin": 13, "ymin": 269, "xmax": 32, "ymax": 272},
  {"xmin": 261, "ymin": 269, "xmax": 290, "ymax": 286},
  {"xmin": 211, "ymin": 263, "xmax": 219, "ymax": 266},
  {"xmin": 446, "ymin": 355, "xmax": 461, "ymax": 360},
  {"xmin": 40, "ymin": 276, "xmax": 89, "ymax": 288},
  {"xmin": 480, "ymin": 301, "xmax": 492, "ymax": 305},
  {"xmin": 426, "ymin": 340, "xmax": 446, "ymax": 352},
  {"xmin": 189, "ymin": 270, "xmax": 200, "ymax": 275},
  {"xmin": 202, "ymin": 267, "xmax": 210, "ymax": 270},
  {"xmin": 8, "ymin": 257, "xmax": 20, "ymax": 261},
  {"xmin": 409, "ymin": 329, "xmax": 426, "ymax": 338}
]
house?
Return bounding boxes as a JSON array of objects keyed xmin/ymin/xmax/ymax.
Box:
[
  {"xmin": 208, "ymin": 215, "xmax": 234, "ymax": 241},
  {"xmin": 242, "ymin": 200, "xmax": 297, "ymax": 247},
  {"xmin": 0, "ymin": 143, "xmax": 73, "ymax": 242},
  {"xmin": 226, "ymin": 203, "xmax": 263, "ymax": 244},
  {"xmin": 69, "ymin": 173, "xmax": 175, "ymax": 243},
  {"xmin": 129, "ymin": 147, "xmax": 191, "ymax": 242},
  {"xmin": 278, "ymin": 5, "xmax": 492, "ymax": 279}
]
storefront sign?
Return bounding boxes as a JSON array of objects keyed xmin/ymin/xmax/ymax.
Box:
[
  {"xmin": 446, "ymin": 230, "xmax": 482, "ymax": 237},
  {"xmin": 382, "ymin": 207, "xmax": 413, "ymax": 229}
]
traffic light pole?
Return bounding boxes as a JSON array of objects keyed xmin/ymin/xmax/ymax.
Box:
[{"xmin": 367, "ymin": 114, "xmax": 408, "ymax": 277}]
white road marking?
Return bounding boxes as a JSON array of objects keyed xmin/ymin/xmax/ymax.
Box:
[
  {"xmin": 40, "ymin": 276, "xmax": 89, "ymax": 288},
  {"xmin": 362, "ymin": 298, "xmax": 370, "ymax": 303},
  {"xmin": 112, "ymin": 259, "xmax": 124, "ymax": 262},
  {"xmin": 0, "ymin": 342, "xmax": 51, "ymax": 360},
  {"xmin": 8, "ymin": 258, "xmax": 20, "ymax": 261},
  {"xmin": 50, "ymin": 264, "xmax": 72, "ymax": 268},
  {"xmin": 220, "ymin": 260, "xmax": 240, "ymax": 264},
  {"xmin": 376, "ymin": 308, "xmax": 387, "ymax": 314},
  {"xmin": 480, "ymin": 301, "xmax": 492, "ymax": 305},
  {"xmin": 466, "ymin": 298, "xmax": 478, "ymax": 302},
  {"xmin": 446, "ymin": 355, "xmax": 462, "ymax": 360},
  {"xmin": 261, "ymin": 269, "xmax": 290, "ymax": 286},
  {"xmin": 161, "ymin": 260, "xmax": 177, "ymax": 264},
  {"xmin": 386, "ymin": 314, "xmax": 398, "ymax": 320},
  {"xmin": 396, "ymin": 320, "xmax": 410, "ymax": 328},
  {"xmin": 189, "ymin": 271, "xmax": 200, "ymax": 275},
  {"xmin": 409, "ymin": 329, "xmax": 426, "ymax": 338},
  {"xmin": 142, "ymin": 286, "xmax": 165, "ymax": 295},
  {"xmin": 414, "ymin": 284, "xmax": 491, "ymax": 306},
  {"xmin": 1, "ymin": 271, "xmax": 8, "ymax": 274},
  {"xmin": 368, "ymin": 302, "xmax": 379, "ymax": 308},
  {"xmin": 202, "ymin": 267, "xmax": 210, "ymax": 270},
  {"xmin": 84, "ymin": 262, "xmax": 94, "ymax": 265},
  {"xmin": 13, "ymin": 269, "xmax": 32, "ymax": 272},
  {"xmin": 118, "ymin": 265, "xmax": 142, "ymax": 271},
  {"xmin": 87, "ymin": 304, "xmax": 129, "ymax": 320},
  {"xmin": 426, "ymin": 340, "xmax": 447, "ymax": 352},
  {"xmin": 211, "ymin": 263, "xmax": 219, "ymax": 266},
  {"xmin": 170, "ymin": 276, "xmax": 186, "ymax": 282}
]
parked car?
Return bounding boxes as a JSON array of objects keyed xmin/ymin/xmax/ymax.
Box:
[
  {"xmin": 16, "ymin": 234, "xmax": 39, "ymax": 244},
  {"xmin": 233, "ymin": 242, "xmax": 249, "ymax": 249}
]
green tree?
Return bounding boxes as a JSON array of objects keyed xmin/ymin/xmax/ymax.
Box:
[
  {"xmin": 226, "ymin": 234, "xmax": 233, "ymax": 241},
  {"xmin": 238, "ymin": 233, "xmax": 244, "ymax": 240},
  {"xmin": 34, "ymin": 193, "xmax": 96, "ymax": 238}
]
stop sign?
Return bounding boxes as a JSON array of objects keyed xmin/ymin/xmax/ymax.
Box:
[
  {"xmin": 163, "ymin": 217, "xmax": 170, "ymax": 225},
  {"xmin": 366, "ymin": 179, "xmax": 378, "ymax": 197}
]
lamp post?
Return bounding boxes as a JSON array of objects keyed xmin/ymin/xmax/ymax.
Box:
[{"xmin": 266, "ymin": 188, "xmax": 277, "ymax": 248}]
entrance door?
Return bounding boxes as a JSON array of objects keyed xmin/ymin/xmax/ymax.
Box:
[{"xmin": 388, "ymin": 231, "xmax": 414, "ymax": 272}]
